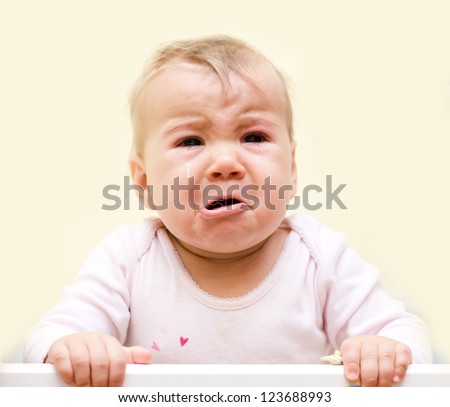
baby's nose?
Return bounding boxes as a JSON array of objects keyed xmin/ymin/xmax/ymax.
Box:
[{"xmin": 206, "ymin": 145, "xmax": 245, "ymax": 181}]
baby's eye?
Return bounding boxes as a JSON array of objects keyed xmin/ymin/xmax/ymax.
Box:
[
  {"xmin": 243, "ymin": 132, "xmax": 267, "ymax": 143},
  {"xmin": 177, "ymin": 137, "xmax": 203, "ymax": 147}
]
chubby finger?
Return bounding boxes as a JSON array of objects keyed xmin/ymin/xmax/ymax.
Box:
[
  {"xmin": 393, "ymin": 344, "xmax": 412, "ymax": 384},
  {"xmin": 87, "ymin": 336, "xmax": 111, "ymax": 387},
  {"xmin": 68, "ymin": 341, "xmax": 91, "ymax": 386},
  {"xmin": 377, "ymin": 342, "xmax": 396, "ymax": 387},
  {"xmin": 46, "ymin": 342, "xmax": 75, "ymax": 386},
  {"xmin": 340, "ymin": 339, "xmax": 362, "ymax": 384},
  {"xmin": 103, "ymin": 337, "xmax": 127, "ymax": 387},
  {"xmin": 124, "ymin": 346, "xmax": 153, "ymax": 364},
  {"xmin": 359, "ymin": 341, "xmax": 379, "ymax": 387}
]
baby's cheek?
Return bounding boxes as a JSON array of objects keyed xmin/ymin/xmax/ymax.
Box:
[{"xmin": 184, "ymin": 162, "xmax": 192, "ymax": 179}]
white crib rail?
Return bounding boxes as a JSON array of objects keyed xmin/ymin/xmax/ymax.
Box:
[{"xmin": 1, "ymin": 363, "xmax": 449, "ymax": 387}]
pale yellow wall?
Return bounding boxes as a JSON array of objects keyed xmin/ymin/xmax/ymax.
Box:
[{"xmin": 1, "ymin": 0, "xmax": 449, "ymax": 362}]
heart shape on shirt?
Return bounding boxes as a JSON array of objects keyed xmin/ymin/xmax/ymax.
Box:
[
  {"xmin": 151, "ymin": 341, "xmax": 160, "ymax": 352},
  {"xmin": 180, "ymin": 337, "xmax": 189, "ymax": 347}
]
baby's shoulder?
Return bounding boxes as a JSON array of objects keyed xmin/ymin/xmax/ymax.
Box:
[
  {"xmin": 103, "ymin": 217, "xmax": 165, "ymax": 261},
  {"xmin": 285, "ymin": 213, "xmax": 348, "ymax": 263}
]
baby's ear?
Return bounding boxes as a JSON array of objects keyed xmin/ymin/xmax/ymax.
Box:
[
  {"xmin": 129, "ymin": 153, "xmax": 150, "ymax": 208},
  {"xmin": 129, "ymin": 153, "xmax": 147, "ymax": 189}
]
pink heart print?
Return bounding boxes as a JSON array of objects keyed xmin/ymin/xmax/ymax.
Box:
[
  {"xmin": 180, "ymin": 337, "xmax": 189, "ymax": 347},
  {"xmin": 151, "ymin": 341, "xmax": 160, "ymax": 352}
]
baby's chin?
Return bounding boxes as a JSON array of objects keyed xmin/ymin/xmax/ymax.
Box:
[{"xmin": 161, "ymin": 205, "xmax": 287, "ymax": 254}]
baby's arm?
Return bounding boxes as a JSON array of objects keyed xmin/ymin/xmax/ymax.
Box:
[
  {"xmin": 24, "ymin": 223, "xmax": 158, "ymax": 385},
  {"xmin": 312, "ymin": 220, "xmax": 432, "ymax": 386},
  {"xmin": 340, "ymin": 335, "xmax": 412, "ymax": 386},
  {"xmin": 45, "ymin": 332, "xmax": 152, "ymax": 386}
]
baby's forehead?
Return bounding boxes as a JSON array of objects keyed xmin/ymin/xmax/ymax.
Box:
[
  {"xmin": 147, "ymin": 59, "xmax": 286, "ymax": 103},
  {"xmin": 130, "ymin": 56, "xmax": 293, "ymax": 149},
  {"xmin": 130, "ymin": 38, "xmax": 294, "ymax": 151}
]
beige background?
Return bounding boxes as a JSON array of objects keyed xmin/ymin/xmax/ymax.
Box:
[{"xmin": 1, "ymin": 0, "xmax": 449, "ymax": 363}]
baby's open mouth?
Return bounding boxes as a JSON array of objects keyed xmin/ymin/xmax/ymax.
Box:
[{"xmin": 206, "ymin": 198, "xmax": 241, "ymax": 210}]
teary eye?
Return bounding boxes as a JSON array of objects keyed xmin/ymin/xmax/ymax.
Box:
[
  {"xmin": 178, "ymin": 137, "xmax": 203, "ymax": 147},
  {"xmin": 243, "ymin": 132, "xmax": 266, "ymax": 143}
]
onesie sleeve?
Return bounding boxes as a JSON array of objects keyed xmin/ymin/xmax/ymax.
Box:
[
  {"xmin": 23, "ymin": 221, "xmax": 153, "ymax": 363},
  {"xmin": 315, "ymin": 224, "xmax": 433, "ymax": 363}
]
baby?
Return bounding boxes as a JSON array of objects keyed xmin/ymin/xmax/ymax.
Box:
[{"xmin": 24, "ymin": 35, "xmax": 432, "ymax": 386}]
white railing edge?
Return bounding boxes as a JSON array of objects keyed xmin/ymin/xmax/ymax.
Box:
[{"xmin": 0, "ymin": 363, "xmax": 449, "ymax": 387}]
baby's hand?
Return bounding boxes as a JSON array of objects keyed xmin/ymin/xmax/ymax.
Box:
[
  {"xmin": 340, "ymin": 335, "xmax": 412, "ymax": 386},
  {"xmin": 45, "ymin": 332, "xmax": 152, "ymax": 386}
]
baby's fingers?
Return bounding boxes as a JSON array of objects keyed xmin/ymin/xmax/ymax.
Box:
[
  {"xmin": 102, "ymin": 337, "xmax": 127, "ymax": 387},
  {"xmin": 376, "ymin": 342, "xmax": 396, "ymax": 387},
  {"xmin": 88, "ymin": 336, "xmax": 115, "ymax": 387},
  {"xmin": 393, "ymin": 344, "xmax": 412, "ymax": 384},
  {"xmin": 124, "ymin": 346, "xmax": 153, "ymax": 364},
  {"xmin": 340, "ymin": 339, "xmax": 362, "ymax": 384},
  {"xmin": 83, "ymin": 334, "xmax": 129, "ymax": 386},
  {"xmin": 46, "ymin": 342, "xmax": 75, "ymax": 386},
  {"xmin": 47, "ymin": 339, "xmax": 92, "ymax": 386},
  {"xmin": 68, "ymin": 341, "xmax": 92, "ymax": 386}
]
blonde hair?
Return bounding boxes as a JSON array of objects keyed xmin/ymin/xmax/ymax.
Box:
[{"xmin": 129, "ymin": 35, "xmax": 293, "ymax": 152}]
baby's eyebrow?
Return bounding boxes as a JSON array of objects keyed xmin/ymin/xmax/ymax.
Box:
[
  {"xmin": 234, "ymin": 116, "xmax": 279, "ymax": 131},
  {"xmin": 162, "ymin": 117, "xmax": 208, "ymax": 135},
  {"xmin": 162, "ymin": 114, "xmax": 279, "ymax": 136}
]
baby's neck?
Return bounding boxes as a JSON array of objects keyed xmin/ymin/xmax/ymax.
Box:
[{"xmin": 169, "ymin": 228, "xmax": 289, "ymax": 298}]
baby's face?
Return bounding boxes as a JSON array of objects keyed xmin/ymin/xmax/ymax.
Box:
[{"xmin": 130, "ymin": 61, "xmax": 296, "ymax": 255}]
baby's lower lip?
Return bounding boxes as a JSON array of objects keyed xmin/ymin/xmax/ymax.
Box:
[{"xmin": 200, "ymin": 202, "xmax": 249, "ymax": 218}]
